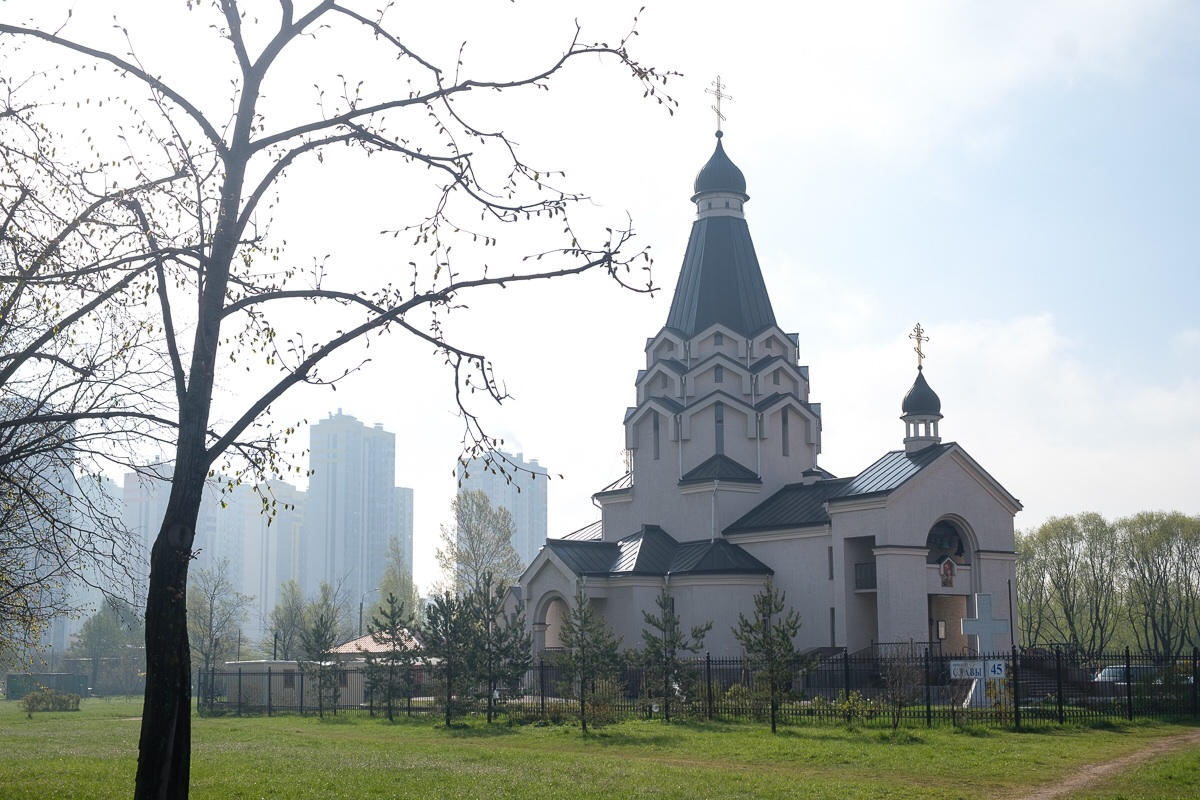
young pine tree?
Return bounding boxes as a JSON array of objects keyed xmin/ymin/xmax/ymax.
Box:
[
  {"xmin": 468, "ymin": 573, "xmax": 532, "ymax": 724},
  {"xmin": 361, "ymin": 593, "xmax": 417, "ymax": 722},
  {"xmin": 641, "ymin": 587, "xmax": 712, "ymax": 722},
  {"xmin": 733, "ymin": 581, "xmax": 801, "ymax": 733},
  {"xmin": 557, "ymin": 592, "xmax": 624, "ymax": 733}
]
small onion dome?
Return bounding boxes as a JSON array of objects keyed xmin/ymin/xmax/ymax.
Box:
[
  {"xmin": 691, "ymin": 130, "xmax": 748, "ymax": 202},
  {"xmin": 901, "ymin": 366, "xmax": 942, "ymax": 417}
]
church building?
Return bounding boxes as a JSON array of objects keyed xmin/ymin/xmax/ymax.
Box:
[{"xmin": 519, "ymin": 131, "xmax": 1021, "ymax": 657}]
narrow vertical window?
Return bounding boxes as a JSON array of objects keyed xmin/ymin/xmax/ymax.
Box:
[
  {"xmin": 714, "ymin": 365, "xmax": 724, "ymax": 384},
  {"xmin": 828, "ymin": 546, "xmax": 834, "ymax": 580},
  {"xmin": 773, "ymin": 369, "xmax": 780, "ymax": 386},
  {"xmin": 714, "ymin": 332, "xmax": 724, "ymax": 346},
  {"xmin": 781, "ymin": 406, "xmax": 790, "ymax": 457},
  {"xmin": 652, "ymin": 411, "xmax": 660, "ymax": 461},
  {"xmin": 830, "ymin": 608, "xmax": 836, "ymax": 647},
  {"xmin": 714, "ymin": 403, "xmax": 725, "ymax": 455}
]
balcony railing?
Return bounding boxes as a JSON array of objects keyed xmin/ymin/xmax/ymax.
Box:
[{"xmin": 854, "ymin": 562, "xmax": 877, "ymax": 590}]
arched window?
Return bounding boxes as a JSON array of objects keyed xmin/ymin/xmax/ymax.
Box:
[{"xmin": 925, "ymin": 520, "xmax": 969, "ymax": 565}]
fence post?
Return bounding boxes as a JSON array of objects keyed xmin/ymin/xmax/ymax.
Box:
[
  {"xmin": 924, "ymin": 648, "xmax": 932, "ymax": 728},
  {"xmin": 539, "ymin": 658, "xmax": 546, "ymax": 721},
  {"xmin": 1055, "ymin": 649, "xmax": 1064, "ymax": 725},
  {"xmin": 842, "ymin": 650, "xmax": 851, "ymax": 720},
  {"xmin": 211, "ymin": 666, "xmax": 217, "ymax": 714},
  {"xmin": 237, "ymin": 668, "xmax": 243, "ymax": 717},
  {"xmin": 299, "ymin": 670, "xmax": 305, "ymax": 717},
  {"xmin": 267, "ymin": 666, "xmax": 272, "ymax": 717},
  {"xmin": 1011, "ymin": 646, "xmax": 1021, "ymax": 730},
  {"xmin": 1192, "ymin": 647, "xmax": 1198, "ymax": 720},
  {"xmin": 1124, "ymin": 647, "xmax": 1134, "ymax": 721},
  {"xmin": 706, "ymin": 652, "xmax": 714, "ymax": 721}
]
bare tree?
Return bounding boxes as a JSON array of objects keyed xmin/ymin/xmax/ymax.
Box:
[
  {"xmin": 266, "ymin": 579, "xmax": 306, "ymax": 661},
  {"xmin": 1034, "ymin": 513, "xmax": 1122, "ymax": 654},
  {"xmin": 2, "ymin": 3, "xmax": 672, "ymax": 795},
  {"xmin": 1119, "ymin": 511, "xmax": 1200, "ymax": 655},
  {"xmin": 1015, "ymin": 528, "xmax": 1054, "ymax": 648},
  {"xmin": 877, "ymin": 641, "xmax": 924, "ymax": 730},
  {"xmin": 0, "ymin": 92, "xmax": 165, "ymax": 656},
  {"xmin": 187, "ymin": 559, "xmax": 254, "ymax": 675}
]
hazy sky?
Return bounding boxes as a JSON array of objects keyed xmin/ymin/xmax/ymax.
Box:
[{"xmin": 6, "ymin": 1, "xmax": 1199, "ymax": 593}]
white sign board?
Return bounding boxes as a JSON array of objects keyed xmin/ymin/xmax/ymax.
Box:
[
  {"xmin": 950, "ymin": 659, "xmax": 1006, "ymax": 680},
  {"xmin": 950, "ymin": 660, "xmax": 983, "ymax": 680}
]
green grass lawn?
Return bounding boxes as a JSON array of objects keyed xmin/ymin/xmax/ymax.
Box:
[{"xmin": 0, "ymin": 699, "xmax": 1197, "ymax": 799}]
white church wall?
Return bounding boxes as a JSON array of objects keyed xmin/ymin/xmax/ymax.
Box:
[
  {"xmin": 740, "ymin": 532, "xmax": 833, "ymax": 651},
  {"xmin": 873, "ymin": 546, "xmax": 930, "ymax": 644}
]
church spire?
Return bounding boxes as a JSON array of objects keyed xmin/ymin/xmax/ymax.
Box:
[
  {"xmin": 901, "ymin": 323, "xmax": 943, "ymax": 453},
  {"xmin": 664, "ymin": 128, "xmax": 775, "ymax": 338}
]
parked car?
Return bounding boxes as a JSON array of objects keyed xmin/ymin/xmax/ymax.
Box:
[{"xmin": 1093, "ymin": 665, "xmax": 1158, "ymax": 686}]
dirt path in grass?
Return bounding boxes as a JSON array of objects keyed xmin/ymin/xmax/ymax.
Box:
[{"xmin": 1014, "ymin": 728, "xmax": 1200, "ymax": 800}]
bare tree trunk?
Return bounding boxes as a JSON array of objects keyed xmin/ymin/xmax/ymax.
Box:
[{"xmin": 134, "ymin": 491, "xmax": 202, "ymax": 799}]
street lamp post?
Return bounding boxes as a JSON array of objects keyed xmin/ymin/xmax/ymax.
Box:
[{"xmin": 359, "ymin": 587, "xmax": 380, "ymax": 638}]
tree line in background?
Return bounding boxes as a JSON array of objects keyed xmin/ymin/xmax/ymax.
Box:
[{"xmin": 1016, "ymin": 511, "xmax": 1200, "ymax": 655}]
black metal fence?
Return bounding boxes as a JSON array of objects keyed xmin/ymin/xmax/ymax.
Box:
[{"xmin": 197, "ymin": 646, "xmax": 1200, "ymax": 728}]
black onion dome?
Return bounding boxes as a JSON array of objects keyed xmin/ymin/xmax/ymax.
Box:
[
  {"xmin": 902, "ymin": 367, "xmax": 942, "ymax": 416},
  {"xmin": 691, "ymin": 131, "xmax": 748, "ymax": 201}
]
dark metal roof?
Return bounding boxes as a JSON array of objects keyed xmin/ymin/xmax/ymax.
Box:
[
  {"xmin": 664, "ymin": 214, "xmax": 776, "ymax": 338},
  {"xmin": 725, "ymin": 445, "xmax": 955, "ymax": 534},
  {"xmin": 660, "ymin": 359, "xmax": 688, "ymax": 374},
  {"xmin": 670, "ymin": 539, "xmax": 773, "ymax": 575},
  {"xmin": 598, "ymin": 472, "xmax": 633, "ymax": 493},
  {"xmin": 544, "ymin": 540, "xmax": 620, "ymax": 575},
  {"xmin": 558, "ymin": 520, "xmax": 603, "ymax": 541},
  {"xmin": 836, "ymin": 444, "xmax": 952, "ymax": 498},
  {"xmin": 612, "ymin": 525, "xmax": 676, "ymax": 573},
  {"xmin": 546, "ymin": 525, "xmax": 771, "ymax": 578},
  {"xmin": 624, "ymin": 395, "xmax": 684, "ymax": 423},
  {"xmin": 679, "ymin": 453, "xmax": 761, "ymax": 484},
  {"xmin": 725, "ymin": 479, "xmax": 852, "ymax": 533},
  {"xmin": 692, "ymin": 132, "xmax": 748, "ymax": 199},
  {"xmin": 901, "ymin": 367, "xmax": 942, "ymax": 416},
  {"xmin": 749, "ymin": 354, "xmax": 789, "ymax": 372}
]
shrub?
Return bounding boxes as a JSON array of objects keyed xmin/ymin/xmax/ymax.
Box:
[
  {"xmin": 21, "ymin": 689, "xmax": 82, "ymax": 714},
  {"xmin": 833, "ymin": 690, "xmax": 877, "ymax": 726}
]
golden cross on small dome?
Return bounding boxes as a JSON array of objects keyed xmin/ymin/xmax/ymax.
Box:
[
  {"xmin": 706, "ymin": 76, "xmax": 732, "ymax": 131},
  {"xmin": 909, "ymin": 323, "xmax": 930, "ymax": 368}
]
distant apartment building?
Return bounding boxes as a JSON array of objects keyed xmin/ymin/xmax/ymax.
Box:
[
  {"xmin": 456, "ymin": 450, "xmax": 548, "ymax": 566},
  {"xmin": 301, "ymin": 410, "xmax": 413, "ymax": 610},
  {"xmin": 123, "ymin": 465, "xmax": 306, "ymax": 639},
  {"xmin": 117, "ymin": 412, "xmax": 413, "ymax": 639}
]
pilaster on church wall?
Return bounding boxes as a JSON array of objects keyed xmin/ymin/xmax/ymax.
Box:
[{"xmin": 873, "ymin": 547, "xmax": 930, "ymax": 645}]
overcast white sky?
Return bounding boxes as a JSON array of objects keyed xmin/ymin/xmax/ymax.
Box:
[{"xmin": 6, "ymin": 0, "xmax": 1200, "ymax": 593}]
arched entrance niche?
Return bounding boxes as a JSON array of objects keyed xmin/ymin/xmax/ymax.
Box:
[
  {"xmin": 533, "ymin": 593, "xmax": 570, "ymax": 653},
  {"xmin": 925, "ymin": 515, "xmax": 978, "ymax": 652}
]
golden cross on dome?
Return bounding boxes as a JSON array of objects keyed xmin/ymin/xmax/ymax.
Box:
[
  {"xmin": 909, "ymin": 323, "xmax": 929, "ymax": 368},
  {"xmin": 706, "ymin": 76, "xmax": 732, "ymax": 131}
]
